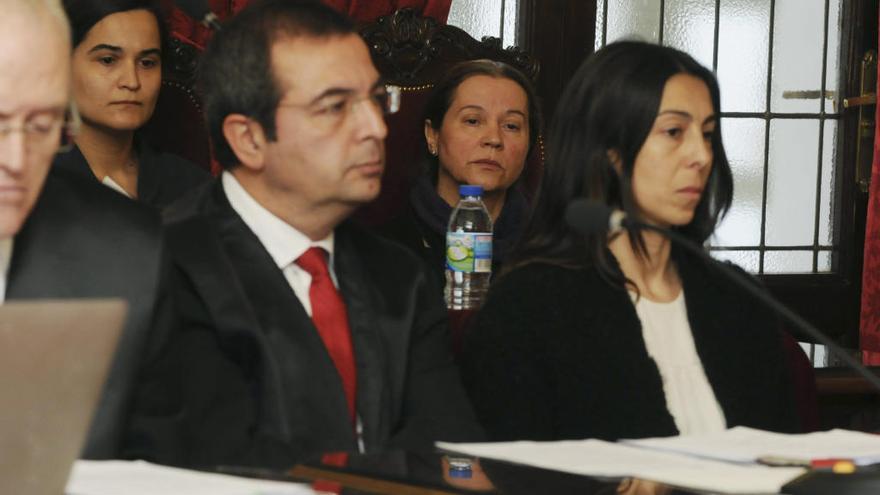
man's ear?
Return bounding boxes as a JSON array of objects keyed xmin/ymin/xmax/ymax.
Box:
[
  {"xmin": 424, "ymin": 119, "xmax": 438, "ymax": 155},
  {"xmin": 223, "ymin": 114, "xmax": 268, "ymax": 171},
  {"xmin": 607, "ymin": 149, "xmax": 623, "ymax": 176}
]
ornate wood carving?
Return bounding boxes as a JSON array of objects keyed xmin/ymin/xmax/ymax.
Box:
[
  {"xmin": 359, "ymin": 8, "xmax": 540, "ymax": 86},
  {"xmin": 165, "ymin": 37, "xmax": 201, "ymax": 86}
]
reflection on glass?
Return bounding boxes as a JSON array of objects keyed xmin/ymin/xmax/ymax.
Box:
[
  {"xmin": 717, "ymin": 0, "xmax": 770, "ymax": 112},
  {"xmin": 664, "ymin": 0, "xmax": 715, "ymax": 71},
  {"xmin": 819, "ymin": 120, "xmax": 837, "ymax": 246},
  {"xmin": 447, "ymin": 0, "xmax": 502, "ymax": 42},
  {"xmin": 606, "ymin": 0, "xmax": 661, "ymax": 44},
  {"xmin": 713, "ymin": 118, "xmax": 765, "ymax": 247},
  {"xmin": 766, "ymin": 120, "xmax": 819, "ymax": 246},
  {"xmin": 771, "ymin": 0, "xmax": 824, "ymax": 113},
  {"xmin": 764, "ymin": 250, "xmax": 814, "ymax": 273},
  {"xmin": 710, "ymin": 249, "xmax": 760, "ymax": 273}
]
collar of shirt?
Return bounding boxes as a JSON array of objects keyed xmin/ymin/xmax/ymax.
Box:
[{"xmin": 222, "ymin": 171, "xmax": 334, "ymax": 270}]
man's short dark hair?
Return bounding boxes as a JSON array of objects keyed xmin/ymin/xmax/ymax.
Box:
[{"xmin": 199, "ymin": 0, "xmax": 356, "ymax": 169}]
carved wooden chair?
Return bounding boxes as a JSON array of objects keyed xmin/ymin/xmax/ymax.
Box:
[
  {"xmin": 140, "ymin": 38, "xmax": 214, "ymax": 173},
  {"xmin": 355, "ymin": 8, "xmax": 544, "ymax": 227}
]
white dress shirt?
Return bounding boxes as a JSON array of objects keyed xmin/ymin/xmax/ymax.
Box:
[
  {"xmin": 0, "ymin": 236, "xmax": 12, "ymax": 302},
  {"xmin": 632, "ymin": 291, "xmax": 727, "ymax": 436},
  {"xmin": 222, "ymin": 171, "xmax": 335, "ymax": 316},
  {"xmin": 101, "ymin": 176, "xmax": 132, "ymax": 198}
]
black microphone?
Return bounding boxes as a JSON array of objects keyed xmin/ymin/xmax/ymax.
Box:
[
  {"xmin": 175, "ymin": 0, "xmax": 222, "ymax": 31},
  {"xmin": 565, "ymin": 198, "xmax": 880, "ymax": 394}
]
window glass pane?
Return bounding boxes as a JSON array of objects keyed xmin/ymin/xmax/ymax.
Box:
[
  {"xmin": 606, "ymin": 0, "xmax": 661, "ymax": 44},
  {"xmin": 447, "ymin": 0, "xmax": 502, "ymax": 41},
  {"xmin": 818, "ymin": 251, "xmax": 833, "ymax": 272},
  {"xmin": 717, "ymin": 0, "xmax": 770, "ymax": 112},
  {"xmin": 771, "ymin": 0, "xmax": 824, "ymax": 113},
  {"xmin": 711, "ymin": 249, "xmax": 760, "ymax": 273},
  {"xmin": 825, "ymin": 1, "xmax": 842, "ymax": 112},
  {"xmin": 664, "ymin": 0, "xmax": 716, "ymax": 71},
  {"xmin": 502, "ymin": 0, "xmax": 518, "ymax": 47},
  {"xmin": 819, "ymin": 120, "xmax": 837, "ymax": 245},
  {"xmin": 766, "ymin": 120, "xmax": 819, "ymax": 246},
  {"xmin": 713, "ymin": 118, "xmax": 765, "ymax": 247},
  {"xmin": 764, "ymin": 250, "xmax": 813, "ymax": 273}
]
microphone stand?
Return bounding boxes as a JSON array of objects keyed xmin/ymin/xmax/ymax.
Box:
[{"xmin": 632, "ymin": 220, "xmax": 880, "ymax": 393}]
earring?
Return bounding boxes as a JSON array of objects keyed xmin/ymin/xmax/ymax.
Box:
[{"xmin": 429, "ymin": 146, "xmax": 438, "ymax": 156}]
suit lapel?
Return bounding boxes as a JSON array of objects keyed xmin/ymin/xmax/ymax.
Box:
[
  {"xmin": 334, "ymin": 223, "xmax": 386, "ymax": 448},
  {"xmin": 207, "ymin": 183, "xmax": 354, "ymax": 441}
]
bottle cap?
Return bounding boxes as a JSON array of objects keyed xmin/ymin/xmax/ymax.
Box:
[{"xmin": 459, "ymin": 185, "xmax": 483, "ymax": 196}]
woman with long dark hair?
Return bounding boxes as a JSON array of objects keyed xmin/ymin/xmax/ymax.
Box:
[
  {"xmin": 56, "ymin": 0, "xmax": 207, "ymax": 207},
  {"xmin": 460, "ymin": 41, "xmax": 797, "ymax": 441}
]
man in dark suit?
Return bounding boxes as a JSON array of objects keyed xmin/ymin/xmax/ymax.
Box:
[
  {"xmin": 0, "ymin": 0, "xmax": 164, "ymax": 458},
  {"xmin": 124, "ymin": 0, "xmax": 483, "ymax": 469}
]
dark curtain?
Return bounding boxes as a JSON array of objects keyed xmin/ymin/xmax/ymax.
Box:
[{"xmin": 861, "ymin": 8, "xmax": 880, "ymax": 364}]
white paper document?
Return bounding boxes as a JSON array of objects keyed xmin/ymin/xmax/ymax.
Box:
[
  {"xmin": 437, "ymin": 438, "xmax": 805, "ymax": 494},
  {"xmin": 65, "ymin": 460, "xmax": 315, "ymax": 495},
  {"xmin": 625, "ymin": 426, "xmax": 880, "ymax": 466}
]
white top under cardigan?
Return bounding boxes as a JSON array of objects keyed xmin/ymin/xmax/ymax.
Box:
[{"xmin": 632, "ymin": 291, "xmax": 727, "ymax": 435}]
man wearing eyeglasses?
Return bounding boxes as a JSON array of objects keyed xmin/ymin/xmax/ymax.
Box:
[
  {"xmin": 0, "ymin": 0, "xmax": 164, "ymax": 459},
  {"xmin": 124, "ymin": 0, "xmax": 483, "ymax": 469}
]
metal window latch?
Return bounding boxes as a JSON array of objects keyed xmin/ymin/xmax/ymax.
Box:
[
  {"xmin": 848, "ymin": 50, "xmax": 876, "ymax": 193},
  {"xmin": 783, "ymin": 90, "xmax": 837, "ymax": 100},
  {"xmin": 782, "ymin": 90, "xmax": 838, "ymax": 112},
  {"xmin": 843, "ymin": 93, "xmax": 877, "ymax": 108}
]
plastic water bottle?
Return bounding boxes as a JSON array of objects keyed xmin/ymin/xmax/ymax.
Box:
[{"xmin": 445, "ymin": 185, "xmax": 493, "ymax": 309}]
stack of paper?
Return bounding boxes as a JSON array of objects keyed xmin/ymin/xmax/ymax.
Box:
[
  {"xmin": 439, "ymin": 428, "xmax": 880, "ymax": 494},
  {"xmin": 66, "ymin": 460, "xmax": 314, "ymax": 495},
  {"xmin": 625, "ymin": 426, "xmax": 880, "ymax": 466},
  {"xmin": 437, "ymin": 438, "xmax": 805, "ymax": 494}
]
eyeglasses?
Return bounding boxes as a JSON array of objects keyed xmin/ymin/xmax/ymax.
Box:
[
  {"xmin": 0, "ymin": 103, "xmax": 81, "ymax": 153},
  {"xmin": 277, "ymin": 84, "xmax": 401, "ymax": 134}
]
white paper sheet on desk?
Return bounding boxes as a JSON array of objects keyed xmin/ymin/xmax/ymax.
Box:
[
  {"xmin": 65, "ymin": 460, "xmax": 315, "ymax": 495},
  {"xmin": 436, "ymin": 439, "xmax": 804, "ymax": 494},
  {"xmin": 624, "ymin": 426, "xmax": 880, "ymax": 465}
]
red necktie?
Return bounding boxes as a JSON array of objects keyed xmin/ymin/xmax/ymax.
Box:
[{"xmin": 295, "ymin": 247, "xmax": 357, "ymax": 425}]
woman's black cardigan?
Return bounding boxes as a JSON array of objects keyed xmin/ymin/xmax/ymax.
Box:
[
  {"xmin": 53, "ymin": 141, "xmax": 209, "ymax": 210},
  {"xmin": 459, "ymin": 248, "xmax": 798, "ymax": 442}
]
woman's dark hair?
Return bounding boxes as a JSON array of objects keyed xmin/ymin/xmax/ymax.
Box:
[
  {"xmin": 63, "ymin": 0, "xmax": 166, "ymax": 56},
  {"xmin": 422, "ymin": 59, "xmax": 542, "ymax": 178},
  {"xmin": 509, "ymin": 40, "xmax": 733, "ymax": 286}
]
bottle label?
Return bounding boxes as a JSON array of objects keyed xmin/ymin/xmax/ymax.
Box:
[{"xmin": 446, "ymin": 232, "xmax": 492, "ymax": 273}]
